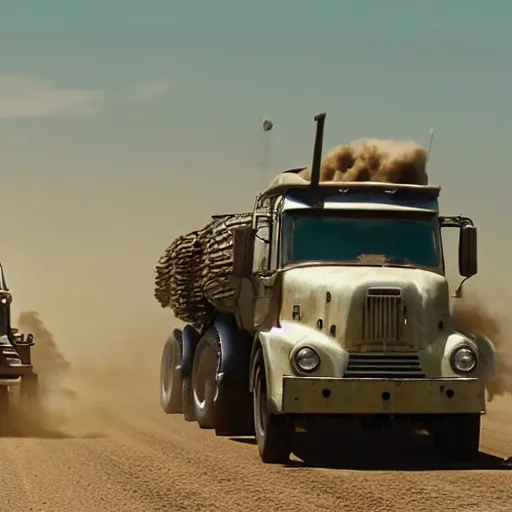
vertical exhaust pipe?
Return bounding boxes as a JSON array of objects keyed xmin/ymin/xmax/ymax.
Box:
[{"xmin": 310, "ymin": 112, "xmax": 327, "ymax": 188}]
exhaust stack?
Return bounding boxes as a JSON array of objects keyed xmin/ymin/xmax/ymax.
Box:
[{"xmin": 310, "ymin": 112, "xmax": 327, "ymax": 188}]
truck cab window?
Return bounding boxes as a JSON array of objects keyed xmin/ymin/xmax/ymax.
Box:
[{"xmin": 283, "ymin": 212, "xmax": 441, "ymax": 270}]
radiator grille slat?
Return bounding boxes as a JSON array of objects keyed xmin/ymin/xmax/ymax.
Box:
[
  {"xmin": 345, "ymin": 353, "xmax": 425, "ymax": 379},
  {"xmin": 363, "ymin": 287, "xmax": 404, "ymax": 347}
]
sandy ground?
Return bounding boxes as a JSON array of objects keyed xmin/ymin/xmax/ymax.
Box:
[{"xmin": 0, "ymin": 377, "xmax": 511, "ymax": 512}]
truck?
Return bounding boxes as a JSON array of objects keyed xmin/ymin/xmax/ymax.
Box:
[
  {"xmin": 0, "ymin": 263, "xmax": 37, "ymax": 411},
  {"xmin": 158, "ymin": 113, "xmax": 496, "ymax": 464}
]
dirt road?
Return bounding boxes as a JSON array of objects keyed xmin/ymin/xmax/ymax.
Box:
[{"xmin": 0, "ymin": 385, "xmax": 511, "ymax": 512}]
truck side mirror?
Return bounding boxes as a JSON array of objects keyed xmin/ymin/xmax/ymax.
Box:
[
  {"xmin": 459, "ymin": 225, "xmax": 477, "ymax": 278},
  {"xmin": 232, "ymin": 226, "xmax": 254, "ymax": 278}
]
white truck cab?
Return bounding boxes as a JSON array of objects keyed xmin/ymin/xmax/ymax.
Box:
[{"xmin": 229, "ymin": 115, "xmax": 495, "ymax": 464}]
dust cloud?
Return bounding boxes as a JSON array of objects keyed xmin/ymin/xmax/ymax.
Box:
[
  {"xmin": 296, "ymin": 138, "xmax": 429, "ymax": 185},
  {"xmin": 0, "ymin": 311, "xmax": 141, "ymax": 439},
  {"xmin": 452, "ymin": 297, "xmax": 512, "ymax": 401}
]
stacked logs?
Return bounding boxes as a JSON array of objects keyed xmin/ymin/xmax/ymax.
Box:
[{"xmin": 154, "ymin": 213, "xmax": 252, "ymax": 328}]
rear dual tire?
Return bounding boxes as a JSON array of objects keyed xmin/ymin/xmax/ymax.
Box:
[
  {"xmin": 160, "ymin": 328, "xmax": 254, "ymax": 436},
  {"xmin": 159, "ymin": 329, "xmax": 226, "ymax": 429},
  {"xmin": 159, "ymin": 334, "xmax": 196, "ymax": 421},
  {"xmin": 160, "ymin": 336, "xmax": 183, "ymax": 414},
  {"xmin": 192, "ymin": 335, "xmax": 218, "ymax": 429}
]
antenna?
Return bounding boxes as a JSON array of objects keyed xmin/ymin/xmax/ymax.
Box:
[{"xmin": 427, "ymin": 127, "xmax": 436, "ymax": 158}]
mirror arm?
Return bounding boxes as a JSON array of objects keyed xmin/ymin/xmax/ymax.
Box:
[{"xmin": 452, "ymin": 276, "xmax": 472, "ymax": 299}]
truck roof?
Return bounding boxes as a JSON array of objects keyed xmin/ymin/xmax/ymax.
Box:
[{"xmin": 260, "ymin": 177, "xmax": 441, "ymax": 202}]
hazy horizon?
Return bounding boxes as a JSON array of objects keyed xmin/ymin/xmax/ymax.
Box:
[{"xmin": 1, "ymin": 1, "xmax": 510, "ymax": 364}]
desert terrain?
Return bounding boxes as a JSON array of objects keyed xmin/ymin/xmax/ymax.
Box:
[{"xmin": 0, "ymin": 311, "xmax": 510, "ymax": 512}]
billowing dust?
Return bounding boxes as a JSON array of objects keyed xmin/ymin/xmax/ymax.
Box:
[
  {"xmin": 452, "ymin": 297, "xmax": 512, "ymax": 401},
  {"xmin": 0, "ymin": 311, "xmax": 157, "ymax": 439},
  {"xmin": 304, "ymin": 138, "xmax": 428, "ymax": 184},
  {"xmin": 270, "ymin": 138, "xmax": 429, "ymax": 187}
]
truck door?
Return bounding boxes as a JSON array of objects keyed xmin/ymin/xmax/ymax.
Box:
[{"xmin": 251, "ymin": 214, "xmax": 281, "ymax": 331}]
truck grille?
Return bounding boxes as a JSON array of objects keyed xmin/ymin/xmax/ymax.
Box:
[
  {"xmin": 362, "ymin": 287, "xmax": 404, "ymax": 347},
  {"xmin": 344, "ymin": 354, "xmax": 425, "ymax": 379}
]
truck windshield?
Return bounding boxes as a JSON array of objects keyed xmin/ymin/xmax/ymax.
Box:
[{"xmin": 282, "ymin": 212, "xmax": 441, "ymax": 268}]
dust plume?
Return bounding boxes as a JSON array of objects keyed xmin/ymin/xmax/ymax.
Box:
[
  {"xmin": 452, "ymin": 297, "xmax": 512, "ymax": 401},
  {"xmin": 0, "ymin": 311, "xmax": 111, "ymax": 439},
  {"xmin": 269, "ymin": 138, "xmax": 429, "ymax": 188},
  {"xmin": 319, "ymin": 138, "xmax": 428, "ymax": 184},
  {"xmin": 18, "ymin": 310, "xmax": 71, "ymax": 376}
]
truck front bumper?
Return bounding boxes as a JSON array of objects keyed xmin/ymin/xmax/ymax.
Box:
[{"xmin": 282, "ymin": 377, "xmax": 485, "ymax": 415}]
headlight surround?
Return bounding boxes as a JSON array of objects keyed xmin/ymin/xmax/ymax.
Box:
[
  {"xmin": 450, "ymin": 345, "xmax": 478, "ymax": 373},
  {"xmin": 293, "ymin": 346, "xmax": 321, "ymax": 374}
]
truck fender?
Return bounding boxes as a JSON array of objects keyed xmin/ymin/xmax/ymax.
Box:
[
  {"xmin": 469, "ymin": 332, "xmax": 497, "ymax": 381},
  {"xmin": 180, "ymin": 324, "xmax": 201, "ymax": 379},
  {"xmin": 213, "ymin": 314, "xmax": 252, "ymax": 384},
  {"xmin": 249, "ymin": 332, "xmax": 272, "ymax": 394}
]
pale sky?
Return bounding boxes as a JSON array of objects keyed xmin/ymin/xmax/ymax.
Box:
[{"xmin": 0, "ymin": 0, "xmax": 510, "ymax": 364}]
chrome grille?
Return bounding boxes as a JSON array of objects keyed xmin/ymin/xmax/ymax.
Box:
[
  {"xmin": 363, "ymin": 287, "xmax": 404, "ymax": 346},
  {"xmin": 344, "ymin": 353, "xmax": 425, "ymax": 378}
]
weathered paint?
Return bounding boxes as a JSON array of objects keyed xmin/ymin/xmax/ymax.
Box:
[
  {"xmin": 281, "ymin": 376, "xmax": 485, "ymax": 414},
  {"xmin": 280, "ymin": 266, "xmax": 451, "ymax": 352},
  {"xmin": 255, "ymin": 266, "xmax": 494, "ymax": 414}
]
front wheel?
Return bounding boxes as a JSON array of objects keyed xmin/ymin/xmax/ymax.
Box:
[
  {"xmin": 253, "ymin": 355, "xmax": 293, "ymax": 464},
  {"xmin": 432, "ymin": 413, "xmax": 481, "ymax": 461}
]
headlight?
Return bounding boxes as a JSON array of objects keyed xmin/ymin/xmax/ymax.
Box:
[
  {"xmin": 294, "ymin": 347, "xmax": 320, "ymax": 373},
  {"xmin": 451, "ymin": 345, "xmax": 477, "ymax": 373}
]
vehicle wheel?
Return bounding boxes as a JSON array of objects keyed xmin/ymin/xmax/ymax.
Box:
[
  {"xmin": 192, "ymin": 333, "xmax": 219, "ymax": 429},
  {"xmin": 160, "ymin": 335, "xmax": 183, "ymax": 414},
  {"xmin": 253, "ymin": 354, "xmax": 293, "ymax": 464},
  {"xmin": 182, "ymin": 376, "xmax": 196, "ymax": 422},
  {"xmin": 432, "ymin": 413, "xmax": 481, "ymax": 461}
]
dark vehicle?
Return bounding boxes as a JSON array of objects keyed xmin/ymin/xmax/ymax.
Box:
[{"xmin": 0, "ymin": 263, "xmax": 37, "ymax": 407}]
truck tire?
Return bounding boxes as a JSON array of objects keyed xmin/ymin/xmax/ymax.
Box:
[
  {"xmin": 253, "ymin": 354, "xmax": 293, "ymax": 464},
  {"xmin": 182, "ymin": 376, "xmax": 196, "ymax": 422},
  {"xmin": 432, "ymin": 413, "xmax": 481, "ymax": 461},
  {"xmin": 192, "ymin": 333, "xmax": 219, "ymax": 429},
  {"xmin": 160, "ymin": 336, "xmax": 183, "ymax": 414}
]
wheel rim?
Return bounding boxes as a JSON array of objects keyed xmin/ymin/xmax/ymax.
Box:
[{"xmin": 193, "ymin": 344, "xmax": 217, "ymax": 408}]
